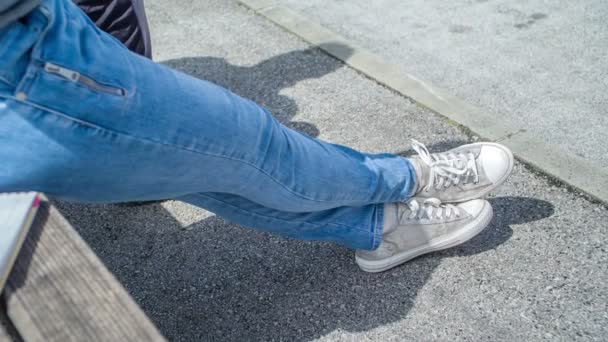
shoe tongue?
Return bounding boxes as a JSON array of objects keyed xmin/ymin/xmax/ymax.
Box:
[
  {"xmin": 382, "ymin": 203, "xmax": 399, "ymax": 235},
  {"xmin": 410, "ymin": 157, "xmax": 430, "ymax": 193}
]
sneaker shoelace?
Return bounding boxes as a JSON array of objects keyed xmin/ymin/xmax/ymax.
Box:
[
  {"xmin": 411, "ymin": 140, "xmax": 480, "ymax": 192},
  {"xmin": 400, "ymin": 198, "xmax": 461, "ymax": 222}
]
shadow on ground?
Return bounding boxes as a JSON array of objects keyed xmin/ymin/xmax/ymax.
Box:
[
  {"xmin": 162, "ymin": 42, "xmax": 354, "ymax": 138},
  {"xmin": 55, "ymin": 195, "xmax": 553, "ymax": 341}
]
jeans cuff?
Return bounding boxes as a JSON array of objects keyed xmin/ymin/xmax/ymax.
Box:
[{"xmin": 370, "ymin": 203, "xmax": 384, "ymax": 250}]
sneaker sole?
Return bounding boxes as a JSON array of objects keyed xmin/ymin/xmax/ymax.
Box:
[
  {"xmin": 442, "ymin": 142, "xmax": 514, "ymax": 203},
  {"xmin": 355, "ymin": 202, "xmax": 494, "ymax": 273}
]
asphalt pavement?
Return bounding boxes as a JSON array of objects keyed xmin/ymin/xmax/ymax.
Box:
[
  {"xmin": 273, "ymin": 0, "xmax": 608, "ymax": 170},
  {"xmin": 55, "ymin": 0, "xmax": 608, "ymax": 341}
]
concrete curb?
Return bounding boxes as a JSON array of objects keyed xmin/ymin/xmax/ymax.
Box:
[{"xmin": 238, "ymin": 0, "xmax": 608, "ymax": 205}]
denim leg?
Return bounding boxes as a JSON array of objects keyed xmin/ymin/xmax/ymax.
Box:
[
  {"xmin": 1, "ymin": 0, "xmax": 418, "ymax": 212},
  {"xmin": 0, "ymin": 95, "xmax": 383, "ymax": 250},
  {"xmin": 181, "ymin": 193, "xmax": 384, "ymax": 250},
  {"xmin": 0, "ymin": 0, "xmax": 407, "ymax": 248}
]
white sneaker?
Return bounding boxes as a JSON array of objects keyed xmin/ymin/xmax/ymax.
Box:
[
  {"xmin": 355, "ymin": 198, "xmax": 493, "ymax": 273},
  {"xmin": 410, "ymin": 140, "xmax": 514, "ymax": 202}
]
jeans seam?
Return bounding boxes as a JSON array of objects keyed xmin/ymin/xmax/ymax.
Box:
[
  {"xmin": 6, "ymin": 96, "xmax": 367, "ymax": 205},
  {"xmin": 0, "ymin": 75, "xmax": 15, "ymax": 88},
  {"xmin": 371, "ymin": 203, "xmax": 384, "ymax": 250},
  {"xmin": 187, "ymin": 192, "xmax": 376, "ymax": 236},
  {"xmin": 14, "ymin": 6, "xmax": 52, "ymax": 96}
]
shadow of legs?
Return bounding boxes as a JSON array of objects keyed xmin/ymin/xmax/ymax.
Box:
[
  {"xmin": 53, "ymin": 195, "xmax": 552, "ymax": 341},
  {"xmin": 162, "ymin": 42, "xmax": 354, "ymax": 139}
]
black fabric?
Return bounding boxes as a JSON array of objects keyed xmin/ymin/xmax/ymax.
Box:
[{"xmin": 75, "ymin": 0, "xmax": 152, "ymax": 58}]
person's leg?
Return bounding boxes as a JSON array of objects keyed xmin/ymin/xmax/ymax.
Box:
[
  {"xmin": 180, "ymin": 193, "xmax": 383, "ymax": 250},
  {"xmin": 0, "ymin": 8, "xmax": 385, "ymax": 251},
  {"xmin": 0, "ymin": 0, "xmax": 416, "ymax": 213},
  {"xmin": 0, "ymin": 0, "xmax": 513, "ymax": 269}
]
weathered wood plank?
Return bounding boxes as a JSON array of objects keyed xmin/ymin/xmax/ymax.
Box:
[
  {"xmin": 2, "ymin": 198, "xmax": 165, "ymax": 341},
  {"xmin": 0, "ymin": 319, "xmax": 10, "ymax": 342},
  {"xmin": 0, "ymin": 307, "xmax": 17, "ymax": 342}
]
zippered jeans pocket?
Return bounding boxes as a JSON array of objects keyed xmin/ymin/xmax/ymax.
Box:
[
  {"xmin": 43, "ymin": 62, "xmax": 126, "ymax": 97},
  {"xmin": 18, "ymin": 56, "xmax": 133, "ymax": 125}
]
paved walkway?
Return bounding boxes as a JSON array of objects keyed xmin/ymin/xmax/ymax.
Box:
[
  {"xmin": 56, "ymin": 0, "xmax": 608, "ymax": 341},
  {"xmin": 274, "ymin": 0, "xmax": 608, "ymax": 170}
]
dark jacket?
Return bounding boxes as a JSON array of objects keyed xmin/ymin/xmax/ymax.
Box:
[{"xmin": 75, "ymin": 0, "xmax": 152, "ymax": 58}]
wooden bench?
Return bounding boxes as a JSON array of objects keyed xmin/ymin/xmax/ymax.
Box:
[{"xmin": 0, "ymin": 197, "xmax": 166, "ymax": 341}]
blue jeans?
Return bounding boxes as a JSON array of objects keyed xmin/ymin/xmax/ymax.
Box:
[{"xmin": 0, "ymin": 0, "xmax": 416, "ymax": 250}]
